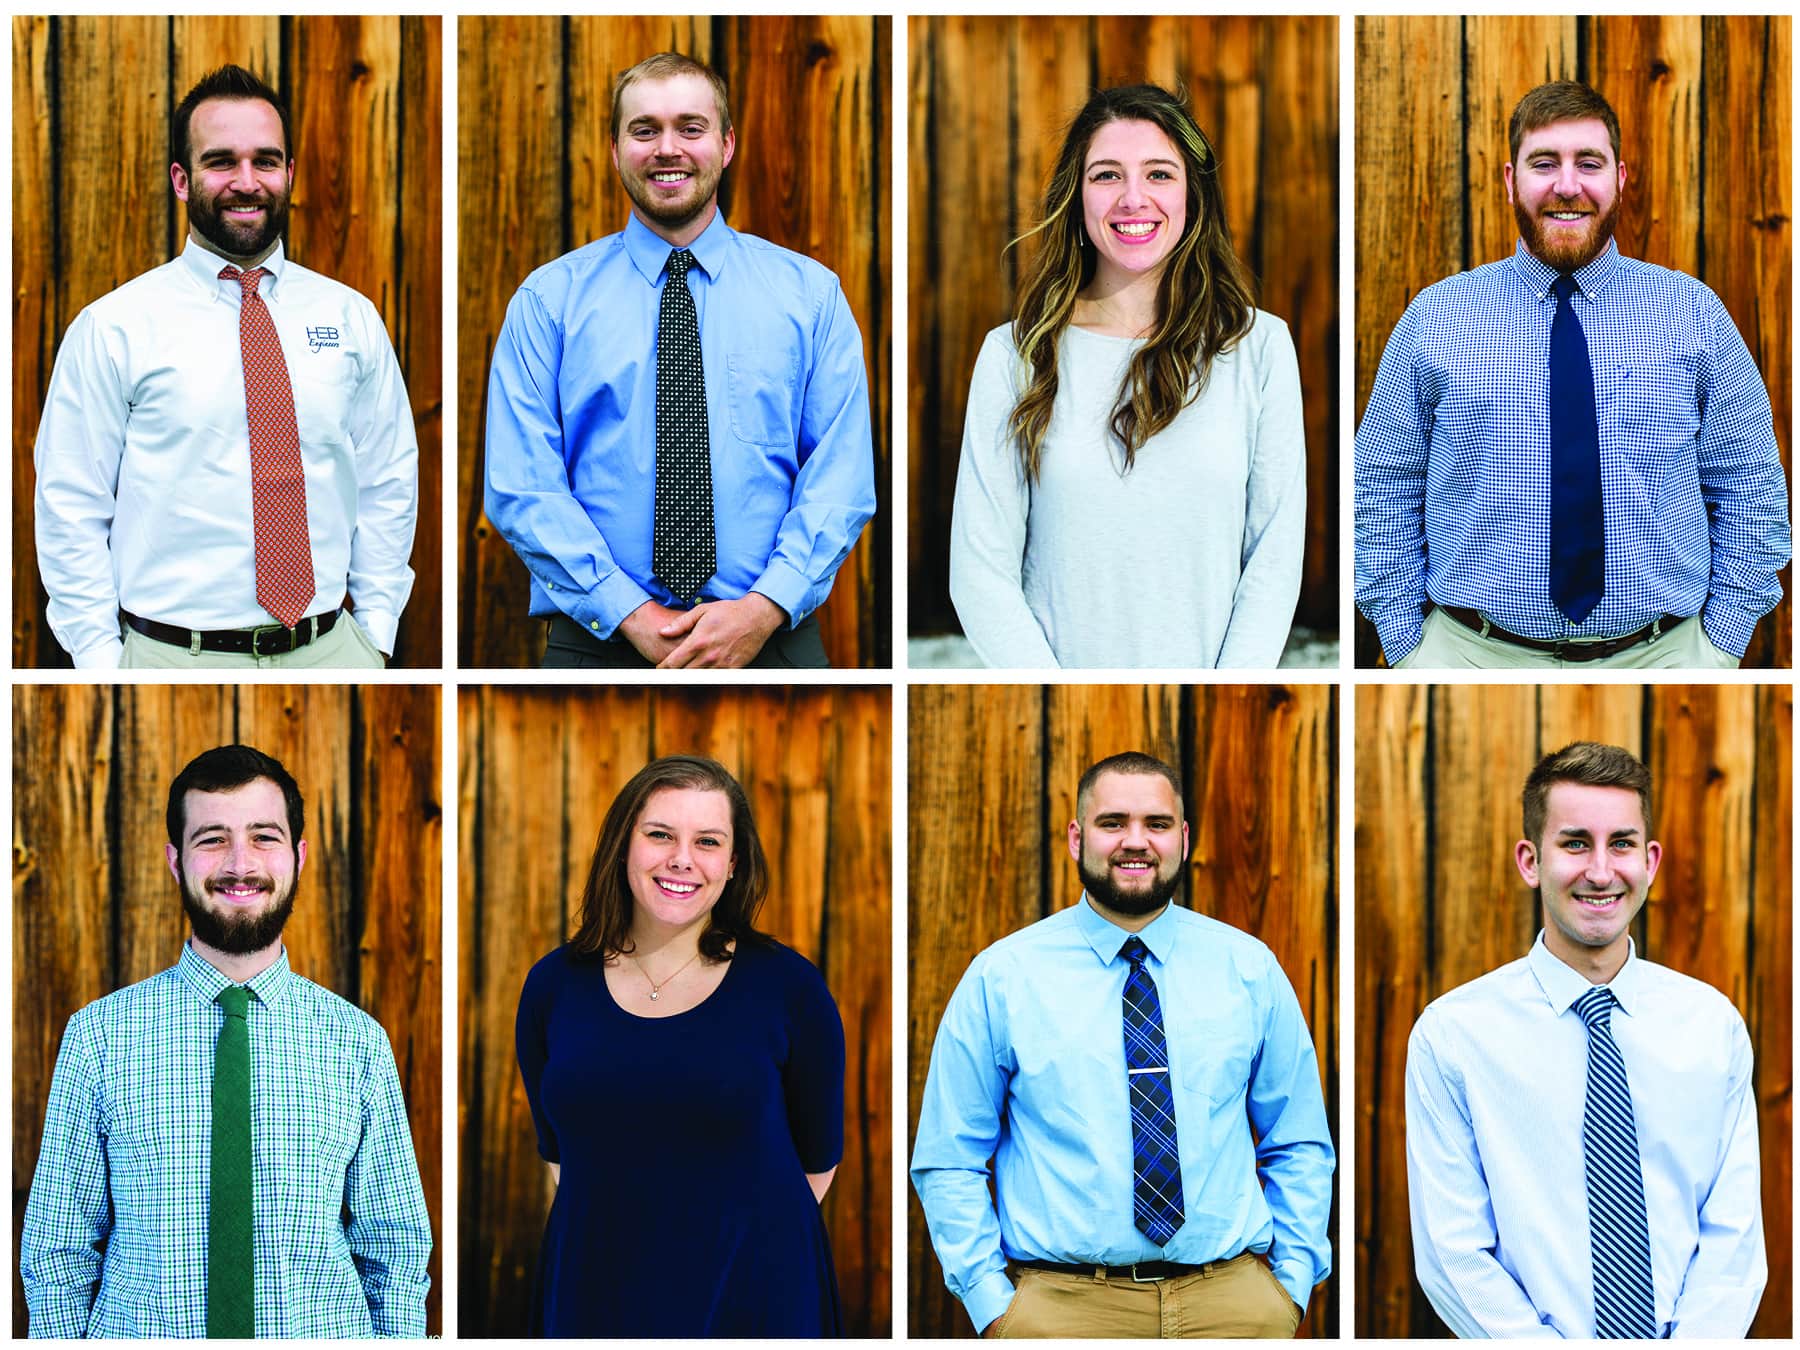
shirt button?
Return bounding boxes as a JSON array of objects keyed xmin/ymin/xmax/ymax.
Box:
[{"xmin": 589, "ymin": 621, "xmax": 600, "ymax": 630}]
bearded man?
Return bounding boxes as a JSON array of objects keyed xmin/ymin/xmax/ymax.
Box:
[
  {"xmin": 32, "ymin": 64, "xmax": 419, "ymax": 670},
  {"xmin": 20, "ymin": 744, "xmax": 433, "ymax": 1337},
  {"xmin": 1354, "ymin": 80, "xmax": 1789, "ymax": 669},
  {"xmin": 910, "ymin": 751, "xmax": 1335, "ymax": 1339},
  {"xmin": 484, "ymin": 50, "xmax": 876, "ymax": 669}
]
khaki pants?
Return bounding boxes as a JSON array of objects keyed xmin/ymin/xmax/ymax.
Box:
[
  {"xmin": 1393, "ymin": 606, "xmax": 1739, "ymax": 671},
  {"xmin": 988, "ymin": 1255, "xmax": 1303, "ymax": 1339},
  {"xmin": 120, "ymin": 613, "xmax": 386, "ymax": 669}
]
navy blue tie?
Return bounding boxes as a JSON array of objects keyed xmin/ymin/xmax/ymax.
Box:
[
  {"xmin": 1549, "ymin": 273, "xmax": 1604, "ymax": 623},
  {"xmin": 1121, "ymin": 937, "xmax": 1184, "ymax": 1245},
  {"xmin": 1573, "ymin": 987, "xmax": 1655, "ymax": 1338}
]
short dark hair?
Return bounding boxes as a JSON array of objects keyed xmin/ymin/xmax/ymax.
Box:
[
  {"xmin": 171, "ymin": 64, "xmax": 291, "ymax": 171},
  {"xmin": 1521, "ymin": 741, "xmax": 1652, "ymax": 845},
  {"xmin": 610, "ymin": 51, "xmax": 733, "ymax": 141},
  {"xmin": 1076, "ymin": 751, "xmax": 1185, "ymax": 820},
  {"xmin": 568, "ymin": 755, "xmax": 769, "ymax": 964},
  {"xmin": 166, "ymin": 744, "xmax": 305, "ymax": 849},
  {"xmin": 1509, "ymin": 80, "xmax": 1621, "ymax": 164}
]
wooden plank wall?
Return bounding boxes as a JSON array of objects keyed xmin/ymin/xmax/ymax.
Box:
[
  {"xmin": 1354, "ymin": 16, "xmax": 1793, "ymax": 667},
  {"xmin": 908, "ymin": 683, "xmax": 1339, "ymax": 1336},
  {"xmin": 11, "ymin": 684, "xmax": 444, "ymax": 1335},
  {"xmin": 457, "ymin": 686, "xmax": 892, "ymax": 1335},
  {"xmin": 457, "ymin": 18, "xmax": 892, "ymax": 668},
  {"xmin": 907, "ymin": 17, "xmax": 1340, "ymax": 641},
  {"xmin": 1355, "ymin": 682, "xmax": 1792, "ymax": 1337},
  {"xmin": 11, "ymin": 16, "xmax": 444, "ymax": 669}
]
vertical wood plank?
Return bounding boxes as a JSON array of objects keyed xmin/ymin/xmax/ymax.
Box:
[
  {"xmin": 457, "ymin": 15, "xmax": 564, "ymax": 667},
  {"xmin": 14, "ymin": 17, "xmax": 55, "ymax": 667},
  {"xmin": 1535, "ymin": 684, "xmax": 1645, "ymax": 755},
  {"xmin": 1463, "ymin": 18, "xmax": 1578, "ymax": 270},
  {"xmin": 1704, "ymin": 17, "xmax": 1792, "ymax": 670},
  {"xmin": 1749, "ymin": 684, "xmax": 1792, "ymax": 1337}
]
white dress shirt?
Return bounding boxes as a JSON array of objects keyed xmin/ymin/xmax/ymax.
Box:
[
  {"xmin": 34, "ymin": 239, "xmax": 418, "ymax": 667},
  {"xmin": 1406, "ymin": 933, "xmax": 1764, "ymax": 1338}
]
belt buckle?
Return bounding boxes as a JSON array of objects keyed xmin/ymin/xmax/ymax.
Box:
[
  {"xmin": 250, "ymin": 622, "xmax": 298, "ymax": 657},
  {"xmin": 1130, "ymin": 1264, "xmax": 1165, "ymax": 1283}
]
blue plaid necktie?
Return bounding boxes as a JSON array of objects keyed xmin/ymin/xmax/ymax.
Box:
[
  {"xmin": 1121, "ymin": 936, "xmax": 1184, "ymax": 1245},
  {"xmin": 1549, "ymin": 273, "xmax": 1605, "ymax": 623},
  {"xmin": 1573, "ymin": 986, "xmax": 1655, "ymax": 1337}
]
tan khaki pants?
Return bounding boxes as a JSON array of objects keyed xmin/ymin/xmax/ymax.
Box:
[
  {"xmin": 1393, "ymin": 606, "xmax": 1739, "ymax": 670},
  {"xmin": 989, "ymin": 1254, "xmax": 1303, "ymax": 1339}
]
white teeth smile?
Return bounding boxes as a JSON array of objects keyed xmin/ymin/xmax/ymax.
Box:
[
  {"xmin": 651, "ymin": 171, "xmax": 690, "ymax": 182},
  {"xmin": 1547, "ymin": 212, "xmax": 1586, "ymax": 220},
  {"xmin": 657, "ymin": 879, "xmax": 699, "ymax": 894},
  {"xmin": 1112, "ymin": 222, "xmax": 1157, "ymax": 237}
]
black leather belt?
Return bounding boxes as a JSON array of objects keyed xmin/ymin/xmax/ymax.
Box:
[
  {"xmin": 1015, "ymin": 1258, "xmax": 1224, "ymax": 1283},
  {"xmin": 124, "ymin": 609, "xmax": 340, "ymax": 657},
  {"xmin": 1438, "ymin": 605, "xmax": 1684, "ymax": 663}
]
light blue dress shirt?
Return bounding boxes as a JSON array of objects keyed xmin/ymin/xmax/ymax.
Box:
[
  {"xmin": 1406, "ymin": 933, "xmax": 1764, "ymax": 1338},
  {"xmin": 20, "ymin": 944, "xmax": 432, "ymax": 1338},
  {"xmin": 484, "ymin": 211, "xmax": 877, "ymax": 638},
  {"xmin": 911, "ymin": 898, "xmax": 1335, "ymax": 1333},
  {"xmin": 1356, "ymin": 240, "xmax": 1790, "ymax": 662}
]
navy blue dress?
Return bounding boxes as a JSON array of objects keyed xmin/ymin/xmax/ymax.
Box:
[{"xmin": 515, "ymin": 938, "xmax": 845, "ymax": 1337}]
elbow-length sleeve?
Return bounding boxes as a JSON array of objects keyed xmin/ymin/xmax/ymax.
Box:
[
  {"xmin": 781, "ymin": 950, "xmax": 846, "ymax": 1173},
  {"xmin": 515, "ymin": 955, "xmax": 562, "ymax": 1165}
]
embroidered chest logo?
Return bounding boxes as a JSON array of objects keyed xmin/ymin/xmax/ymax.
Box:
[{"xmin": 305, "ymin": 325, "xmax": 341, "ymax": 353}]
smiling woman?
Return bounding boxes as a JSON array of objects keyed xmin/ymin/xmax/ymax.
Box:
[
  {"xmin": 513, "ymin": 754, "xmax": 847, "ymax": 1337},
  {"xmin": 948, "ymin": 83, "xmax": 1307, "ymax": 670}
]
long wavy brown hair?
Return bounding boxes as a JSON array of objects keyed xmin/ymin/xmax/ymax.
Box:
[
  {"xmin": 1006, "ymin": 84, "xmax": 1256, "ymax": 482},
  {"xmin": 567, "ymin": 755, "xmax": 770, "ymax": 963}
]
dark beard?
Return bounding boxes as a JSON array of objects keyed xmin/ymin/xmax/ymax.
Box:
[
  {"xmin": 1077, "ymin": 847, "xmax": 1183, "ymax": 915},
  {"xmin": 1514, "ymin": 192, "xmax": 1619, "ymax": 272},
  {"xmin": 187, "ymin": 188, "xmax": 289, "ymax": 262},
  {"xmin": 179, "ymin": 866, "xmax": 297, "ymax": 954}
]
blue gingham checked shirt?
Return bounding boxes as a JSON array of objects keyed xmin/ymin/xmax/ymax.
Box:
[
  {"xmin": 1356, "ymin": 240, "xmax": 1791, "ymax": 662},
  {"xmin": 20, "ymin": 944, "xmax": 432, "ymax": 1338}
]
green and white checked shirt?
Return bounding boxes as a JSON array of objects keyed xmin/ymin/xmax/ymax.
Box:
[{"xmin": 21, "ymin": 943, "xmax": 432, "ymax": 1338}]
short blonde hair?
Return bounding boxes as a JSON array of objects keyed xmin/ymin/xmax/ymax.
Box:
[{"xmin": 611, "ymin": 51, "xmax": 732, "ymax": 141}]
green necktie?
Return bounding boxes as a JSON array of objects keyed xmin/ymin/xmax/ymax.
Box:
[{"xmin": 209, "ymin": 985, "xmax": 254, "ymax": 1338}]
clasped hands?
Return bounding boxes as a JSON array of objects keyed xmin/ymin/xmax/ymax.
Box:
[{"xmin": 619, "ymin": 592, "xmax": 787, "ymax": 668}]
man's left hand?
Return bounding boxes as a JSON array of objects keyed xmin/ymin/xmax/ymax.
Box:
[{"xmin": 657, "ymin": 593, "xmax": 787, "ymax": 668}]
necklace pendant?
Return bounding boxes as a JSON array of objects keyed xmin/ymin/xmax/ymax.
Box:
[{"xmin": 649, "ymin": 989, "xmax": 660, "ymax": 1001}]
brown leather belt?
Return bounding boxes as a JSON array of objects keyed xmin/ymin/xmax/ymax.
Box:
[
  {"xmin": 1015, "ymin": 1255, "xmax": 1239, "ymax": 1283},
  {"xmin": 1438, "ymin": 604, "xmax": 1685, "ymax": 662}
]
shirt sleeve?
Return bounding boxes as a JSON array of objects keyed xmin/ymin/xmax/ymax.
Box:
[
  {"xmin": 1247, "ymin": 954, "xmax": 1335, "ymax": 1308},
  {"xmin": 909, "ymin": 959, "xmax": 1017, "ymax": 1334},
  {"xmin": 749, "ymin": 278, "xmax": 878, "ymax": 626},
  {"xmin": 484, "ymin": 285, "xmax": 654, "ymax": 638},
  {"xmin": 1216, "ymin": 318, "xmax": 1307, "ymax": 668},
  {"xmin": 33, "ymin": 306, "xmax": 130, "ymax": 668},
  {"xmin": 343, "ymin": 1026, "xmax": 433, "ymax": 1337},
  {"xmin": 946, "ymin": 331, "xmax": 1061, "ymax": 668},
  {"xmin": 514, "ymin": 958, "xmax": 561, "ymax": 1164},
  {"xmin": 1693, "ymin": 291, "xmax": 1792, "ymax": 658},
  {"xmin": 1668, "ymin": 1011, "xmax": 1765, "ymax": 1336},
  {"xmin": 1404, "ymin": 1012, "xmax": 1561, "ymax": 1338},
  {"xmin": 1354, "ymin": 297, "xmax": 1434, "ymax": 665},
  {"xmin": 344, "ymin": 304, "xmax": 419, "ymax": 656},
  {"xmin": 20, "ymin": 1012, "xmax": 112, "ymax": 1338},
  {"xmin": 780, "ymin": 952, "xmax": 846, "ymax": 1173}
]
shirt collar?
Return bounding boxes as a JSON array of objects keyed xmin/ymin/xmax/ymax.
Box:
[
  {"xmin": 1075, "ymin": 894, "xmax": 1179, "ymax": 966},
  {"xmin": 623, "ymin": 208, "xmax": 732, "ymax": 287},
  {"xmin": 180, "ymin": 235, "xmax": 288, "ymax": 297},
  {"xmin": 1510, "ymin": 236, "xmax": 1622, "ymax": 303},
  {"xmin": 1526, "ymin": 927, "xmax": 1640, "ymax": 1016},
  {"xmin": 176, "ymin": 939, "xmax": 294, "ymax": 1009}
]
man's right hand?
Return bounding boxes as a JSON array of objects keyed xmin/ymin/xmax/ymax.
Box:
[{"xmin": 616, "ymin": 599, "xmax": 685, "ymax": 664}]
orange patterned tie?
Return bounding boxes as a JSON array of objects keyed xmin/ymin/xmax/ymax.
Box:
[{"xmin": 222, "ymin": 264, "xmax": 314, "ymax": 629}]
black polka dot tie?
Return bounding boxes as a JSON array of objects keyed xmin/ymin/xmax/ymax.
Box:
[
  {"xmin": 221, "ymin": 264, "xmax": 314, "ymax": 629},
  {"xmin": 653, "ymin": 248, "xmax": 716, "ymax": 602}
]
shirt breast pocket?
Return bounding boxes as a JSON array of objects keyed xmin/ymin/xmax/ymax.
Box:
[
  {"xmin": 1177, "ymin": 1019, "xmax": 1259, "ymax": 1108},
  {"xmin": 284, "ymin": 344, "xmax": 358, "ymax": 451},
  {"xmin": 728, "ymin": 348, "xmax": 800, "ymax": 447}
]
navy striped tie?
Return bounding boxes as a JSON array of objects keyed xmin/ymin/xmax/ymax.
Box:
[
  {"xmin": 1573, "ymin": 986, "xmax": 1655, "ymax": 1337},
  {"xmin": 1121, "ymin": 937, "xmax": 1184, "ymax": 1245}
]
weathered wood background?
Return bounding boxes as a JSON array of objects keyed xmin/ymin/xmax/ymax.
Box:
[
  {"xmin": 12, "ymin": 683, "xmax": 444, "ymax": 1335},
  {"xmin": 1355, "ymin": 16, "xmax": 1793, "ymax": 667},
  {"xmin": 908, "ymin": 683, "xmax": 1338, "ymax": 1336},
  {"xmin": 458, "ymin": 17, "xmax": 892, "ymax": 668},
  {"xmin": 907, "ymin": 17, "xmax": 1340, "ymax": 644},
  {"xmin": 458, "ymin": 685, "xmax": 892, "ymax": 1335},
  {"xmin": 11, "ymin": 16, "xmax": 444, "ymax": 668},
  {"xmin": 1356, "ymin": 682, "xmax": 1792, "ymax": 1337}
]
